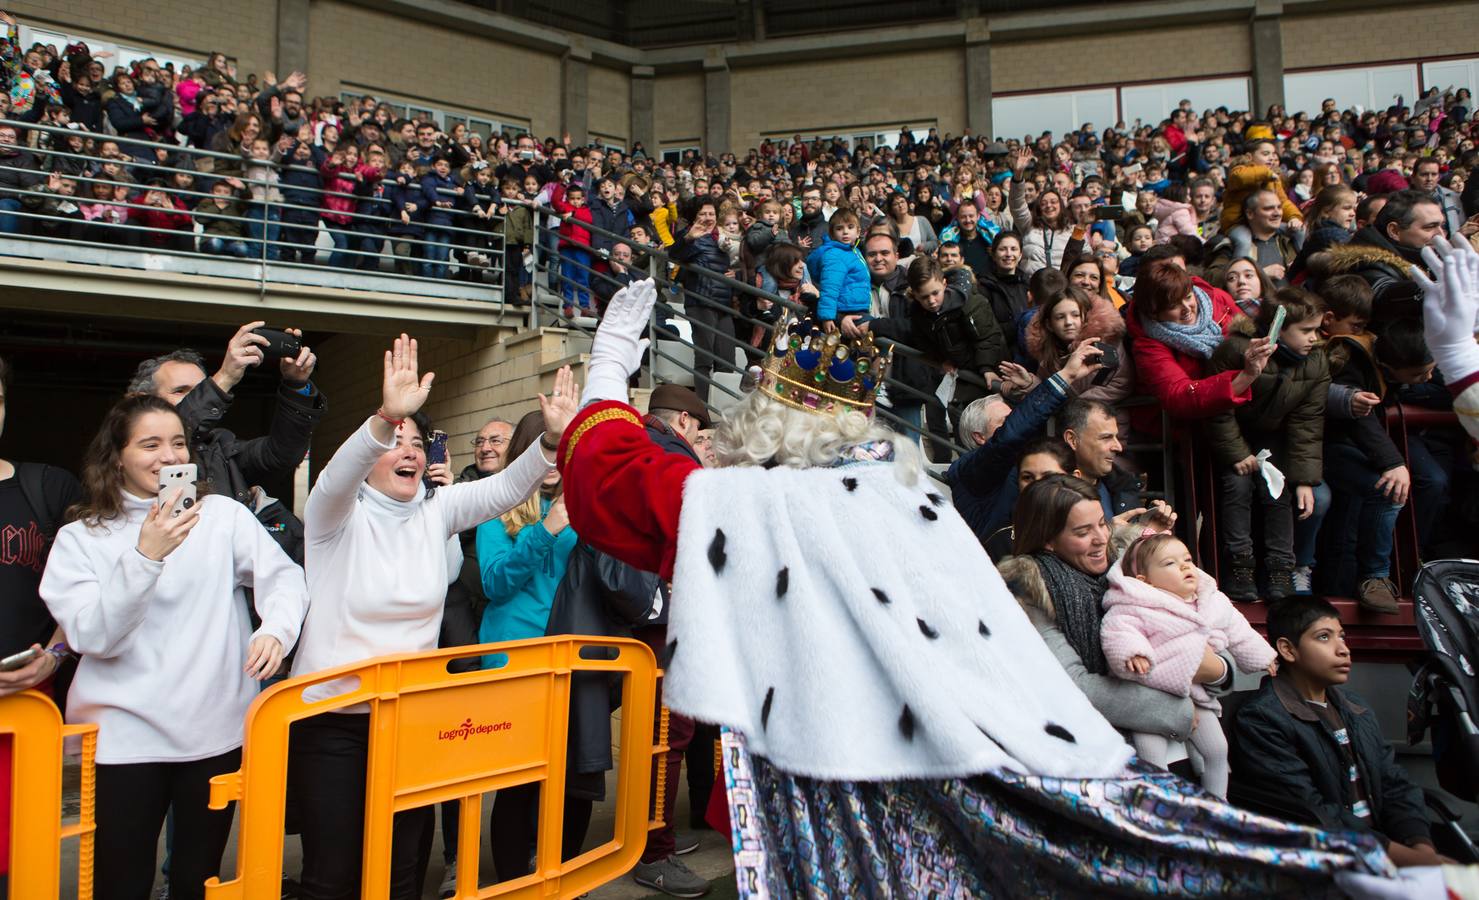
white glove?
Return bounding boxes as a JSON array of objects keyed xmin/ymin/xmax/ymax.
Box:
[
  {"xmin": 580, "ymin": 278, "xmax": 657, "ymax": 406},
  {"xmin": 1413, "ymin": 234, "xmax": 1479, "ymax": 384}
]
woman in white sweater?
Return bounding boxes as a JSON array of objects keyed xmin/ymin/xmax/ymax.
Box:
[
  {"xmin": 289, "ymin": 334, "xmax": 576, "ymax": 900},
  {"xmin": 40, "ymin": 394, "xmax": 308, "ymax": 900}
]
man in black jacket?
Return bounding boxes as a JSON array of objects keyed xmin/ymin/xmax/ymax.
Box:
[
  {"xmin": 1315, "ymin": 190, "xmax": 1444, "ymax": 320},
  {"xmin": 1230, "ymin": 598, "xmax": 1443, "ymax": 868},
  {"xmin": 0, "ymin": 122, "xmax": 42, "ymax": 234},
  {"xmin": 128, "ymin": 321, "xmax": 325, "ymax": 558}
]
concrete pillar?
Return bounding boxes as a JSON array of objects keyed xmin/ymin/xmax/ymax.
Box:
[
  {"xmin": 1250, "ymin": 0, "xmax": 1285, "ymax": 115},
  {"xmin": 630, "ymin": 65, "xmax": 656, "ymax": 158},
  {"xmin": 964, "ymin": 17, "xmax": 992, "ymax": 140},
  {"xmin": 276, "ymin": 0, "xmax": 310, "ymax": 76},
  {"xmin": 562, "ymin": 45, "xmax": 591, "ymax": 146},
  {"xmin": 703, "ymin": 48, "xmax": 730, "ymax": 157}
]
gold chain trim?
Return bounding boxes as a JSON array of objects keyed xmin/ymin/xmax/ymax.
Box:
[
  {"xmin": 1455, "ymin": 403, "xmax": 1478, "ymax": 419},
  {"xmin": 563, "ymin": 407, "xmax": 642, "ymax": 466}
]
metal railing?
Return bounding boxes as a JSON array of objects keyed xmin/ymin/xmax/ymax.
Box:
[
  {"xmin": 524, "ymin": 202, "xmax": 982, "ymax": 462},
  {"xmin": 0, "ymin": 119, "xmax": 513, "ymax": 300}
]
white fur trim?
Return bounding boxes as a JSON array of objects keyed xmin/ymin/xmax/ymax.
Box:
[{"xmin": 666, "ymin": 464, "xmax": 1135, "ymax": 780}]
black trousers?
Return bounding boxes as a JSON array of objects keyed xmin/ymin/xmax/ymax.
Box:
[
  {"xmin": 487, "ymin": 782, "xmax": 593, "ymax": 882},
  {"xmin": 289, "ymin": 714, "xmax": 432, "ymax": 900},
  {"xmin": 94, "ymin": 748, "xmax": 241, "ymax": 900}
]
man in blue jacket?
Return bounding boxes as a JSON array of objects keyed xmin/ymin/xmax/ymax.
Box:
[{"xmin": 947, "ymin": 341, "xmax": 1099, "ymax": 552}]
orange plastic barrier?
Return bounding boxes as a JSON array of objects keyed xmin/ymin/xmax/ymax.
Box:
[
  {"xmin": 205, "ymin": 636, "xmax": 660, "ymax": 900},
  {"xmin": 0, "ymin": 689, "xmax": 98, "ymax": 900}
]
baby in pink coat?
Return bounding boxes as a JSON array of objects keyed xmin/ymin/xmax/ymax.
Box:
[{"xmin": 1101, "ymin": 533, "xmax": 1277, "ymax": 797}]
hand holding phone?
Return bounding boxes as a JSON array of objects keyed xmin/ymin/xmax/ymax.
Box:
[
  {"xmin": 249, "ymin": 327, "xmax": 305, "ymax": 360},
  {"xmin": 1268, "ymin": 304, "xmax": 1288, "ymax": 344},
  {"xmin": 0, "ymin": 646, "xmax": 42, "ymax": 672},
  {"xmin": 158, "ymin": 464, "xmax": 198, "ymax": 518}
]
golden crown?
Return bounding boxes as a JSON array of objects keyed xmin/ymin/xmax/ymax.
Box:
[{"xmin": 758, "ymin": 311, "xmax": 892, "ymax": 416}]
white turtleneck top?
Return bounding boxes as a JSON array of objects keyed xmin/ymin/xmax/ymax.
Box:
[
  {"xmin": 291, "ymin": 417, "xmax": 553, "ymax": 704},
  {"xmin": 41, "ymin": 492, "xmax": 308, "ymax": 764}
]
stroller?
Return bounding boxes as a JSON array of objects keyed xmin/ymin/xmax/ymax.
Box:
[{"xmin": 1407, "ymin": 557, "xmax": 1479, "ymax": 860}]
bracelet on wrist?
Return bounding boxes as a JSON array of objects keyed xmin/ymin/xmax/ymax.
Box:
[
  {"xmin": 539, "ymin": 431, "xmax": 559, "ymax": 451},
  {"xmin": 376, "ymin": 409, "xmax": 404, "ymax": 427},
  {"xmin": 47, "ymin": 643, "xmax": 75, "ymax": 662}
]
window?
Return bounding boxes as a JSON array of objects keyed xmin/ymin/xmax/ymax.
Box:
[
  {"xmin": 1422, "ymin": 58, "xmax": 1479, "ymax": 99},
  {"xmin": 17, "ymin": 25, "xmax": 204, "ymax": 75},
  {"xmin": 1120, "ymin": 78, "xmax": 1251, "ymax": 127},
  {"xmin": 339, "ymin": 90, "xmax": 528, "ymax": 138},
  {"xmin": 992, "ymin": 89, "xmax": 1116, "ymax": 142},
  {"xmin": 779, "ymin": 125, "xmax": 935, "ymax": 152},
  {"xmin": 590, "ymin": 134, "xmax": 627, "ymax": 152},
  {"xmin": 1283, "ymin": 65, "xmax": 1418, "ymax": 117},
  {"xmin": 662, "ymin": 145, "xmax": 700, "ymax": 164}
]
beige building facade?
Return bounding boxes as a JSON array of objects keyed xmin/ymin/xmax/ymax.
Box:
[{"xmin": 13, "ymin": 0, "xmax": 1479, "ymax": 155}]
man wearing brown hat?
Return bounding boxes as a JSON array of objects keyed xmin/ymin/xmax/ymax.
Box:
[
  {"xmin": 631, "ymin": 380, "xmax": 713, "ymax": 896},
  {"xmin": 645, "ymin": 382, "xmax": 710, "ymax": 448}
]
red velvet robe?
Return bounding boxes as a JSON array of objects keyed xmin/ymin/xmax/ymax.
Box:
[{"xmin": 556, "ymin": 400, "xmax": 700, "ymax": 580}]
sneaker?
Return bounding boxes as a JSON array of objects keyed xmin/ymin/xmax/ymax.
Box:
[
  {"xmin": 1358, "ymin": 577, "xmax": 1400, "ymax": 614},
  {"xmin": 674, "ymin": 831, "xmax": 701, "ymax": 855},
  {"xmin": 1266, "ymin": 568, "xmax": 1296, "ymax": 602},
  {"xmin": 1225, "ymin": 554, "xmax": 1258, "ymax": 601},
  {"xmin": 632, "ymin": 855, "xmax": 709, "ymax": 897},
  {"xmin": 438, "ymin": 858, "xmax": 457, "ymax": 899},
  {"xmin": 1292, "ymin": 566, "xmax": 1313, "ymax": 596}
]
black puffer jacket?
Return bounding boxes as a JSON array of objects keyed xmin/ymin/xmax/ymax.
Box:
[
  {"xmin": 860, "ymin": 265, "xmax": 939, "ymax": 401},
  {"xmin": 978, "ymin": 267, "xmax": 1030, "ymax": 356},
  {"xmin": 1307, "ymin": 227, "xmax": 1425, "ymax": 320},
  {"xmin": 673, "ymin": 230, "xmax": 732, "ymax": 309}
]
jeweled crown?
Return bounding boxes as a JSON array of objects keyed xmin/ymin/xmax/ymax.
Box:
[{"xmin": 758, "ymin": 312, "xmax": 892, "ymax": 416}]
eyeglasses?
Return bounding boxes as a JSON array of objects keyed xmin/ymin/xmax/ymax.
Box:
[{"xmin": 472, "ymin": 436, "xmax": 508, "ymax": 448}]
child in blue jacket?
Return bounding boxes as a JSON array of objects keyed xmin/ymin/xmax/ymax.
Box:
[{"xmin": 806, "ymin": 208, "xmax": 870, "ymax": 327}]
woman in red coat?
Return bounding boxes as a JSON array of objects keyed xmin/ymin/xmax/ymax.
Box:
[{"xmin": 1126, "ymin": 259, "xmax": 1274, "ymax": 428}]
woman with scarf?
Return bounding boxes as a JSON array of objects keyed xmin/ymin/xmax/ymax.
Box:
[
  {"xmin": 105, "ymin": 72, "xmax": 168, "ymax": 162},
  {"xmin": 1126, "ymin": 259, "xmax": 1274, "ymax": 426},
  {"xmin": 996, "ymin": 475, "xmax": 1234, "ymax": 741}
]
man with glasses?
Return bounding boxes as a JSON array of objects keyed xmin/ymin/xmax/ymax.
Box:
[{"xmin": 0, "ymin": 124, "xmax": 42, "ymax": 235}]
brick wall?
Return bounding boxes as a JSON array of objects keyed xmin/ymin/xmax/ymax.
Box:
[
  {"xmin": 654, "ymin": 72, "xmax": 705, "ymax": 147},
  {"xmin": 588, "ymin": 64, "xmax": 631, "ymax": 144},
  {"xmin": 991, "ymin": 22, "xmax": 1251, "ymax": 94},
  {"xmin": 729, "ymin": 48, "xmax": 966, "ymax": 152},
  {"xmin": 308, "ymin": 327, "xmax": 590, "ymax": 483},
  {"xmin": 1281, "ymin": 2, "xmax": 1476, "ymax": 68},
  {"xmin": 9, "ymin": 0, "xmax": 278, "ymax": 81},
  {"xmin": 305, "ymin": 0, "xmax": 563, "ymax": 136}
]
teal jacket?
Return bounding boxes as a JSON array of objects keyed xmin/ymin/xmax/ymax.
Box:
[{"xmin": 476, "ymin": 497, "xmax": 577, "ymax": 650}]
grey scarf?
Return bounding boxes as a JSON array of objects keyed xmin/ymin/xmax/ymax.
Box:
[{"xmin": 1033, "ymin": 552, "xmax": 1110, "ymax": 675}]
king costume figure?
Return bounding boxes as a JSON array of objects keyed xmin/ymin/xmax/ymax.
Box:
[{"xmin": 555, "ymin": 279, "xmax": 1414, "ymax": 897}]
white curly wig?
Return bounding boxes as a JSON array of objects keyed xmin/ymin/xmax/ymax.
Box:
[{"xmin": 712, "ymin": 390, "xmax": 923, "ymax": 485}]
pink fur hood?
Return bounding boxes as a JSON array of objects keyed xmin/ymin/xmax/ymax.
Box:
[{"xmin": 1099, "ymin": 561, "xmax": 1275, "ymax": 712}]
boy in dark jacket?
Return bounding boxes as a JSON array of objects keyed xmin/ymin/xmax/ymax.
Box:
[
  {"xmin": 1231, "ymin": 598, "xmax": 1443, "ymax": 868},
  {"xmin": 1320, "ymin": 317, "xmax": 1438, "ymax": 612},
  {"xmin": 383, "ymin": 159, "xmax": 425, "ymax": 275},
  {"xmin": 419, "ymin": 155, "xmax": 463, "ymax": 280},
  {"xmin": 1206, "ymin": 288, "xmax": 1331, "ymax": 601},
  {"xmin": 278, "ymin": 137, "xmax": 323, "ymax": 264}
]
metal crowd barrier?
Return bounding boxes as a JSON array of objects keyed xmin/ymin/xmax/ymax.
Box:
[
  {"xmin": 524, "ymin": 200, "xmax": 981, "ymax": 461},
  {"xmin": 0, "ymin": 119, "xmax": 512, "ymax": 297}
]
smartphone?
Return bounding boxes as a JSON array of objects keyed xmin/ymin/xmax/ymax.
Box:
[
  {"xmin": 0, "ymin": 646, "xmax": 42, "ymax": 672},
  {"xmin": 423, "ymin": 431, "xmax": 449, "ymax": 488},
  {"xmin": 158, "ymin": 463, "xmax": 198, "ymax": 518},
  {"xmin": 1092, "ymin": 204, "xmax": 1124, "ymax": 221},
  {"xmin": 1091, "ymin": 340, "xmax": 1120, "ymax": 370},
  {"xmin": 1123, "ymin": 162, "xmax": 1143, "ymax": 175},
  {"xmin": 426, "ymin": 430, "xmax": 449, "ymax": 466},
  {"xmin": 250, "ymin": 327, "xmax": 303, "ymax": 361},
  {"xmin": 1268, "ymin": 304, "xmax": 1288, "ymax": 343}
]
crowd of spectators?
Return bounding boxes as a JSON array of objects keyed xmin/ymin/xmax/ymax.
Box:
[{"xmin": 4, "ymin": 12, "xmax": 1479, "ymax": 896}]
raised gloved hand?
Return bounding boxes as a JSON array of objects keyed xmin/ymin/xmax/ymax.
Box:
[
  {"xmin": 580, "ymin": 278, "xmax": 657, "ymax": 406},
  {"xmin": 1412, "ymin": 234, "xmax": 1479, "ymax": 383}
]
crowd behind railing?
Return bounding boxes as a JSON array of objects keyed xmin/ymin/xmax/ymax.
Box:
[{"xmin": 6, "ymin": 10, "xmax": 1479, "ymax": 899}]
